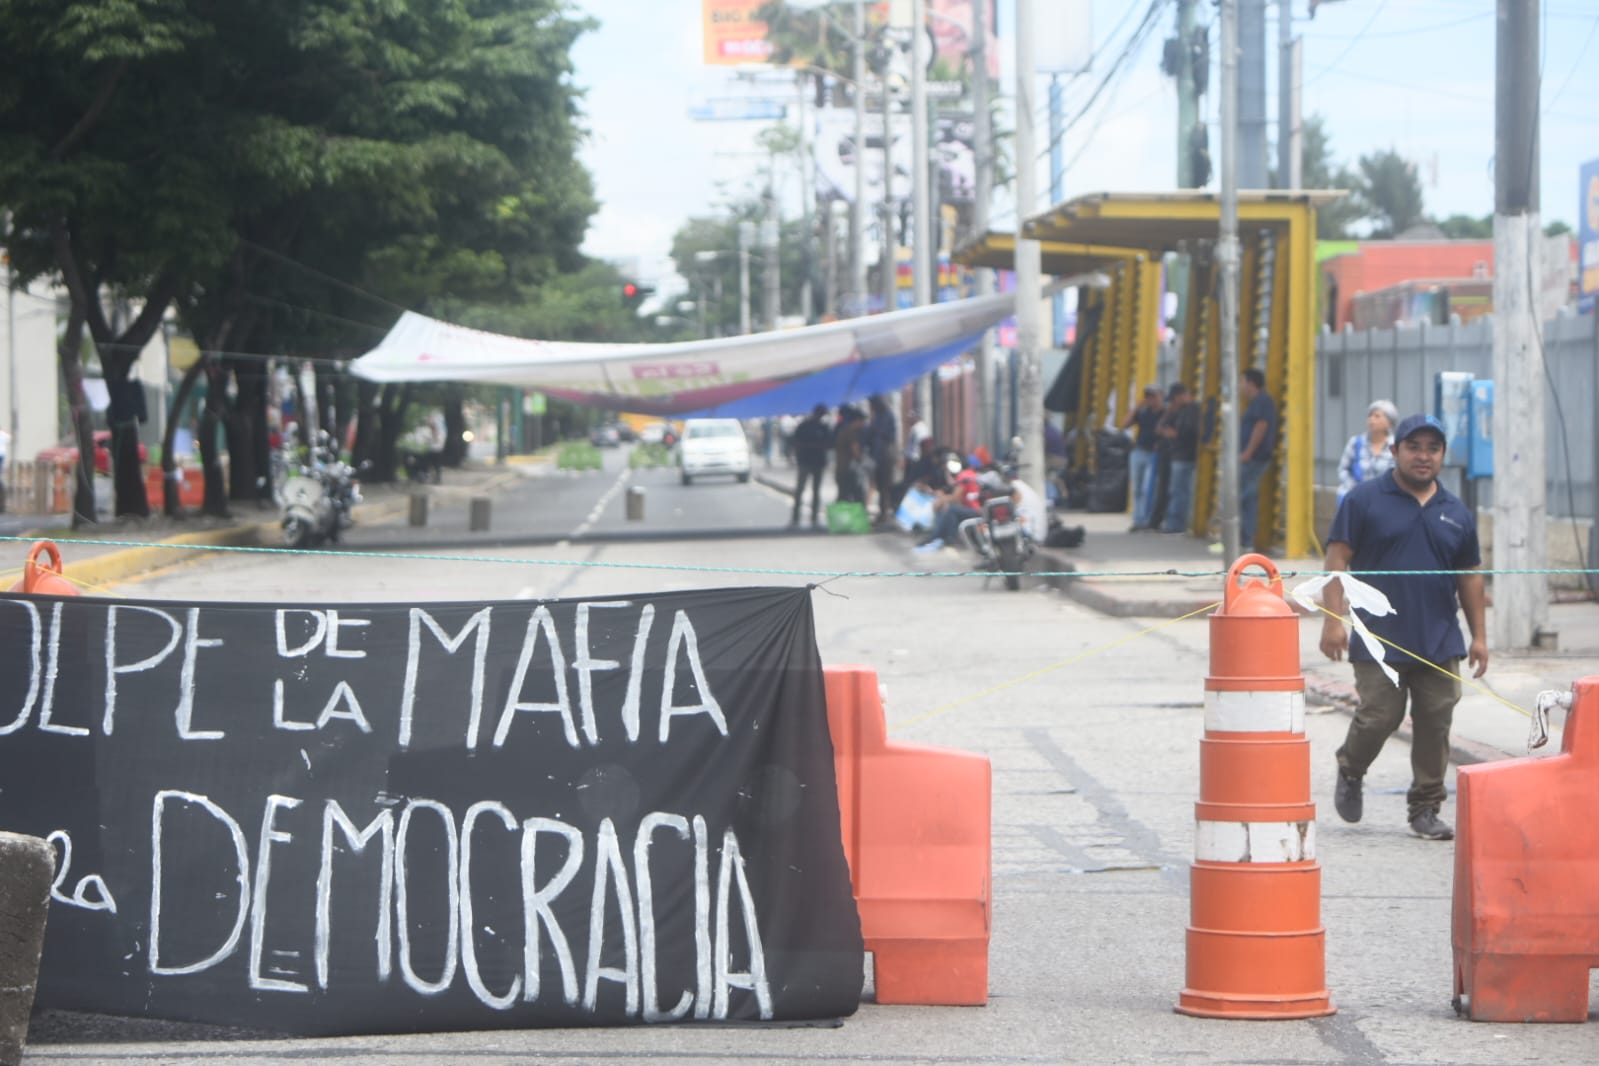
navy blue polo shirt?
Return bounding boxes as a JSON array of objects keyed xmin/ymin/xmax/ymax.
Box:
[{"xmin": 1326, "ymin": 471, "xmax": 1480, "ymax": 665}]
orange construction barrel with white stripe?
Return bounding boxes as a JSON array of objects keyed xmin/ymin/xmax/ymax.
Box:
[{"xmin": 1176, "ymin": 554, "xmax": 1334, "ymax": 1019}]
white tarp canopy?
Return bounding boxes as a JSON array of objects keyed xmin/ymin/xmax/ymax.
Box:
[{"xmin": 348, "ymin": 291, "xmax": 1015, "ymax": 418}]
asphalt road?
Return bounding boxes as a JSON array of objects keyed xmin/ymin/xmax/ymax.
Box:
[
  {"xmin": 345, "ymin": 447, "xmax": 808, "ymax": 551},
  {"xmin": 19, "ymin": 458, "xmax": 1599, "ymax": 1065}
]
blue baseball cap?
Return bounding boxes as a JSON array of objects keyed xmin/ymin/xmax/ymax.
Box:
[{"xmin": 1394, "ymin": 413, "xmax": 1446, "ymax": 444}]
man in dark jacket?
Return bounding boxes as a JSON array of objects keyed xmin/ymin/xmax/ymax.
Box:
[{"xmin": 789, "ymin": 404, "xmax": 832, "ymax": 528}]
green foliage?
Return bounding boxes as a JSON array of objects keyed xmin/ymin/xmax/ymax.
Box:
[
  {"xmin": 629, "ymin": 442, "xmax": 674, "ymax": 469},
  {"xmin": 1354, "ymin": 149, "xmax": 1425, "ymax": 238},
  {"xmin": 670, "ymin": 201, "xmax": 814, "ymax": 335},
  {"xmin": 1437, "ymin": 213, "xmax": 1493, "ymax": 239},
  {"xmin": 557, "ymin": 441, "xmax": 603, "ymax": 471},
  {"xmin": 1300, "ymin": 115, "xmax": 1363, "ymax": 240}
]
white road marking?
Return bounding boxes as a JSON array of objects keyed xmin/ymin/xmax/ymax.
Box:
[{"xmin": 569, "ymin": 466, "xmax": 632, "ymax": 539}]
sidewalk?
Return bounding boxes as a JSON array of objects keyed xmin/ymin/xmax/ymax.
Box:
[
  {"xmin": 799, "ymin": 470, "xmax": 1596, "ymax": 767},
  {"xmin": 0, "ymin": 463, "xmax": 530, "ymax": 591},
  {"xmin": 1027, "ymin": 511, "xmax": 1599, "ymax": 764}
]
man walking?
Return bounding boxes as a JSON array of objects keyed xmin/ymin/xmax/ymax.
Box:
[
  {"xmin": 1319, "ymin": 413, "xmax": 1488, "ymax": 841},
  {"xmin": 789, "ymin": 404, "xmax": 831, "ymax": 528},
  {"xmin": 1237, "ymin": 368, "xmax": 1277, "ymax": 548}
]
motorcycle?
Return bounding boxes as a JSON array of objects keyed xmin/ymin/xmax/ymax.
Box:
[
  {"xmin": 278, "ymin": 434, "xmax": 362, "ymax": 548},
  {"xmin": 958, "ymin": 445, "xmax": 1036, "ymax": 591}
]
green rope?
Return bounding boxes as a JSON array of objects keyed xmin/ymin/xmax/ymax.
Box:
[{"xmin": 2, "ymin": 535, "xmax": 1596, "ymax": 583}]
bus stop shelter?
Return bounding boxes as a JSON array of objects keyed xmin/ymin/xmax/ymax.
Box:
[{"xmin": 959, "ymin": 191, "xmax": 1337, "ymax": 558}]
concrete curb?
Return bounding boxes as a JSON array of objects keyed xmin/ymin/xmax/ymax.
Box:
[
  {"xmin": 61, "ymin": 522, "xmax": 277, "ymax": 590},
  {"xmin": 54, "ymin": 467, "xmax": 525, "ymax": 590}
]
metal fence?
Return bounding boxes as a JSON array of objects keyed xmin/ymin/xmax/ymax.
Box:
[{"xmin": 1315, "ymin": 311, "xmax": 1599, "ymax": 518}]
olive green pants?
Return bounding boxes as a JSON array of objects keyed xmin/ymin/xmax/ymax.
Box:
[{"xmin": 1336, "ymin": 659, "xmax": 1462, "ymax": 818}]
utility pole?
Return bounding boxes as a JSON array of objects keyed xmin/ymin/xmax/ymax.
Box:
[
  {"xmin": 851, "ymin": 0, "xmax": 868, "ymax": 316},
  {"xmin": 911, "ymin": 0, "xmax": 931, "ymax": 310},
  {"xmin": 1014, "ymin": 0, "xmax": 1044, "ymax": 488},
  {"xmin": 1218, "ymin": 0, "xmax": 1242, "ymax": 562},
  {"xmin": 1049, "ymin": 76, "xmax": 1065, "ymax": 347},
  {"xmin": 1176, "ymin": 0, "xmax": 1199, "ymax": 187},
  {"xmin": 796, "ymin": 78, "xmax": 815, "ymax": 323},
  {"xmin": 1238, "ymin": 0, "xmax": 1267, "ymax": 188},
  {"xmin": 880, "ymin": 81, "xmax": 897, "ymax": 316},
  {"xmin": 1276, "ymin": 0, "xmax": 1301, "ymax": 189},
  {"xmin": 1492, "ymin": 0, "xmax": 1548, "ymax": 651},
  {"xmin": 971, "ymin": 0, "xmax": 995, "ymax": 455},
  {"xmin": 738, "ymin": 220, "xmax": 754, "ymax": 335},
  {"xmin": 910, "ymin": 0, "xmax": 933, "ymax": 429},
  {"xmin": 761, "ymin": 187, "xmax": 781, "ymax": 330}
]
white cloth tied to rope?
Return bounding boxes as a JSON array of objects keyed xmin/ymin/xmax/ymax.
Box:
[{"xmin": 1290, "ymin": 573, "xmax": 1400, "ymax": 687}]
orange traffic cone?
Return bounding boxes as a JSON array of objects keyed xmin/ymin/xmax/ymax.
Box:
[
  {"xmin": 1176, "ymin": 554, "xmax": 1334, "ymax": 1019},
  {"xmin": 8, "ymin": 541, "xmax": 81, "ymax": 597}
]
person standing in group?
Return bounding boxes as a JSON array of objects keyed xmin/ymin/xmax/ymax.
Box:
[
  {"xmin": 1319, "ymin": 413, "xmax": 1488, "ymax": 841},
  {"xmin": 1156, "ymin": 383, "xmax": 1200, "ymax": 534},
  {"xmin": 832, "ymin": 406, "xmax": 865, "ymax": 504},
  {"xmin": 1337, "ymin": 399, "xmax": 1398, "ymax": 503},
  {"xmin": 867, "ymin": 395, "xmax": 899, "ymax": 524},
  {"xmin": 1122, "ymin": 384, "xmax": 1164, "ymax": 531},
  {"xmin": 789, "ymin": 404, "xmax": 832, "ymax": 529},
  {"xmin": 903, "ymin": 409, "xmax": 930, "ymax": 466},
  {"xmin": 1237, "ymin": 367, "xmax": 1278, "ymax": 548}
]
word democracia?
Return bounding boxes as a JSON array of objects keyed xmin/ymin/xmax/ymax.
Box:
[{"xmin": 140, "ymin": 791, "xmax": 774, "ymax": 1018}]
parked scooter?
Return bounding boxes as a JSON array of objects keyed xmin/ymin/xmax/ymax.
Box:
[
  {"xmin": 958, "ymin": 442, "xmax": 1037, "ymax": 591},
  {"xmin": 278, "ymin": 433, "xmax": 362, "ymax": 548}
]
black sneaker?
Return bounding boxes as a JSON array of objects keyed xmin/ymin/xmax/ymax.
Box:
[
  {"xmin": 1409, "ymin": 810, "xmax": 1454, "ymax": 841},
  {"xmin": 1334, "ymin": 769, "xmax": 1363, "ymax": 823}
]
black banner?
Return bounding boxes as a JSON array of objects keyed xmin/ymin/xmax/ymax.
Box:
[{"xmin": 0, "ymin": 586, "xmax": 862, "ymax": 1035}]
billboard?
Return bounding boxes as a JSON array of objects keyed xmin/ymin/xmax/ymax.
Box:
[
  {"xmin": 702, "ymin": 0, "xmax": 773, "ymax": 66},
  {"xmin": 704, "ymin": 1, "xmax": 999, "ymax": 80},
  {"xmin": 1580, "ymin": 157, "xmax": 1599, "ymax": 312}
]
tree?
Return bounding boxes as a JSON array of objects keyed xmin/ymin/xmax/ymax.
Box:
[
  {"xmin": 670, "ymin": 204, "xmax": 812, "ymax": 337},
  {"xmin": 1354, "ymin": 148, "xmax": 1425, "ymax": 238},
  {"xmin": 1, "ymin": 0, "xmax": 600, "ymax": 517},
  {"xmin": 0, "ymin": 0, "xmax": 221, "ymax": 521},
  {"xmin": 1436, "ymin": 213, "xmax": 1493, "ymax": 239},
  {"xmin": 1299, "ymin": 115, "xmax": 1362, "ymax": 239}
]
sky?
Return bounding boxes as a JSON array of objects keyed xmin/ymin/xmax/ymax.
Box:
[{"xmin": 569, "ymin": 1, "xmax": 1599, "ymax": 292}]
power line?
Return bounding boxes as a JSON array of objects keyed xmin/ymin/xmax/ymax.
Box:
[
  {"xmin": 1037, "ymin": 0, "xmax": 1171, "ymax": 165},
  {"xmin": 1303, "ymin": 0, "xmax": 1391, "ymax": 87},
  {"xmin": 238, "ymin": 239, "xmax": 408, "ymax": 315},
  {"xmin": 1544, "ymin": 11, "xmax": 1598, "ymax": 110},
  {"xmin": 1302, "ymin": 11, "xmax": 1487, "ymax": 40}
]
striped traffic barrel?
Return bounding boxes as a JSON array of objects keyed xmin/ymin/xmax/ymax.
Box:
[{"xmin": 1176, "ymin": 554, "xmax": 1335, "ymax": 1019}]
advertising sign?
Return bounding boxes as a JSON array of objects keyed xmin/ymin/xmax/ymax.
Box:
[
  {"xmin": 702, "ymin": 0, "xmax": 773, "ymax": 65},
  {"xmin": 1580, "ymin": 157, "xmax": 1599, "ymax": 312}
]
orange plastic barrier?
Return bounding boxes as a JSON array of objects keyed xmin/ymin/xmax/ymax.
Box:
[
  {"xmin": 143, "ymin": 465, "xmax": 206, "ymax": 509},
  {"xmin": 823, "ymin": 665, "xmax": 991, "ymax": 1006},
  {"xmin": 1452, "ymin": 677, "xmax": 1599, "ymax": 1022},
  {"xmin": 1177, "ymin": 554, "xmax": 1335, "ymax": 1019},
  {"xmin": 7, "ymin": 541, "xmax": 80, "ymax": 597}
]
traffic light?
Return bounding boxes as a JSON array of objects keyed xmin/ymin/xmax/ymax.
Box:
[{"xmin": 621, "ymin": 281, "xmax": 655, "ymax": 310}]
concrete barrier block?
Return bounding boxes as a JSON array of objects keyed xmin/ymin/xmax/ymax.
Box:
[{"xmin": 0, "ymin": 832, "xmax": 54, "ymax": 1066}]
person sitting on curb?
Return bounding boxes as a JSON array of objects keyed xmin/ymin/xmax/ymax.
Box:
[{"xmin": 913, "ymin": 456, "xmax": 981, "ymax": 553}]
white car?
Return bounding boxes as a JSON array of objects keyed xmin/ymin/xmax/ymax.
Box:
[{"xmin": 678, "ymin": 418, "xmax": 751, "ymax": 484}]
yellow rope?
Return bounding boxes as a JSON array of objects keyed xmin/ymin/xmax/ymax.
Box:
[
  {"xmin": 889, "ymin": 600, "xmax": 1223, "ymax": 732},
  {"xmin": 1310, "ymin": 602, "xmax": 1529, "ymax": 718}
]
